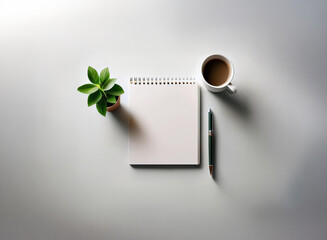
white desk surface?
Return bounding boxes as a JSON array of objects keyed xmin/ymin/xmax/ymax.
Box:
[{"xmin": 1, "ymin": 0, "xmax": 327, "ymax": 240}]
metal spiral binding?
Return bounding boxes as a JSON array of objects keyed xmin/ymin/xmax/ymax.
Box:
[{"xmin": 130, "ymin": 77, "xmax": 196, "ymax": 85}]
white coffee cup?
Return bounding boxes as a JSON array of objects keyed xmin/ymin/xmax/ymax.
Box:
[{"xmin": 201, "ymin": 54, "xmax": 237, "ymax": 93}]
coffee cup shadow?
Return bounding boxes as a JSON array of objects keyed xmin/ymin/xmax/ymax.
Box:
[
  {"xmin": 213, "ymin": 91, "xmax": 251, "ymax": 120},
  {"xmin": 209, "ymin": 89, "xmax": 252, "ymax": 185}
]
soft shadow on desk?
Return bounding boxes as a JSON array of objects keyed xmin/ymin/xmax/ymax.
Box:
[
  {"xmin": 131, "ymin": 164, "xmax": 201, "ymax": 169},
  {"xmin": 110, "ymin": 106, "xmax": 140, "ymax": 136},
  {"xmin": 213, "ymin": 91, "xmax": 251, "ymax": 120},
  {"xmin": 211, "ymin": 90, "xmax": 252, "ymax": 183}
]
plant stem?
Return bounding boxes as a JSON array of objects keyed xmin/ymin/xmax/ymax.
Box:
[
  {"xmin": 100, "ymin": 89, "xmax": 107, "ymax": 98},
  {"xmin": 96, "ymin": 84, "xmax": 107, "ymax": 98}
]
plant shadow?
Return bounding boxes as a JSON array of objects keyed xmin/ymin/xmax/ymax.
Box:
[{"xmin": 110, "ymin": 105, "xmax": 141, "ymax": 136}]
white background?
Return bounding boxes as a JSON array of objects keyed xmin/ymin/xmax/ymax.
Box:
[{"xmin": 1, "ymin": 0, "xmax": 327, "ymax": 239}]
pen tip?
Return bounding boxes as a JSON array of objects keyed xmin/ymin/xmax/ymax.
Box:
[
  {"xmin": 209, "ymin": 165, "xmax": 213, "ymax": 176},
  {"xmin": 208, "ymin": 108, "xmax": 211, "ymax": 113}
]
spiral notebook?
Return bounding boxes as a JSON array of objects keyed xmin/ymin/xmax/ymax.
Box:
[{"xmin": 128, "ymin": 77, "xmax": 200, "ymax": 165}]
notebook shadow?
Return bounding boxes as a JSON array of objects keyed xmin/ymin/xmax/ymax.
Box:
[{"xmin": 131, "ymin": 164, "xmax": 201, "ymax": 169}]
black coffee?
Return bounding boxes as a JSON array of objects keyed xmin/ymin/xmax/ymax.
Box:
[{"xmin": 203, "ymin": 59, "xmax": 230, "ymax": 86}]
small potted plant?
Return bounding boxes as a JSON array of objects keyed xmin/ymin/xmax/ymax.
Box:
[{"xmin": 77, "ymin": 66, "xmax": 124, "ymax": 116}]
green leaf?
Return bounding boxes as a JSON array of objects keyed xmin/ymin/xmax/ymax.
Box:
[
  {"xmin": 102, "ymin": 78, "xmax": 116, "ymax": 90},
  {"xmin": 87, "ymin": 90, "xmax": 102, "ymax": 106},
  {"xmin": 77, "ymin": 84, "xmax": 98, "ymax": 94},
  {"xmin": 107, "ymin": 95, "xmax": 117, "ymax": 104},
  {"xmin": 100, "ymin": 67, "xmax": 110, "ymax": 85},
  {"xmin": 87, "ymin": 66, "xmax": 99, "ymax": 84},
  {"xmin": 108, "ymin": 84, "xmax": 124, "ymax": 96},
  {"xmin": 96, "ymin": 97, "xmax": 107, "ymax": 116}
]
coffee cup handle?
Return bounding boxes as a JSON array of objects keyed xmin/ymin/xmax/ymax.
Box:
[{"xmin": 226, "ymin": 83, "xmax": 237, "ymax": 94}]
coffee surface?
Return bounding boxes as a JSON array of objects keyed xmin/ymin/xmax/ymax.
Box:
[{"xmin": 203, "ymin": 59, "xmax": 229, "ymax": 86}]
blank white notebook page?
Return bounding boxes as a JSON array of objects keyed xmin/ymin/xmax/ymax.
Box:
[{"xmin": 128, "ymin": 78, "xmax": 199, "ymax": 165}]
